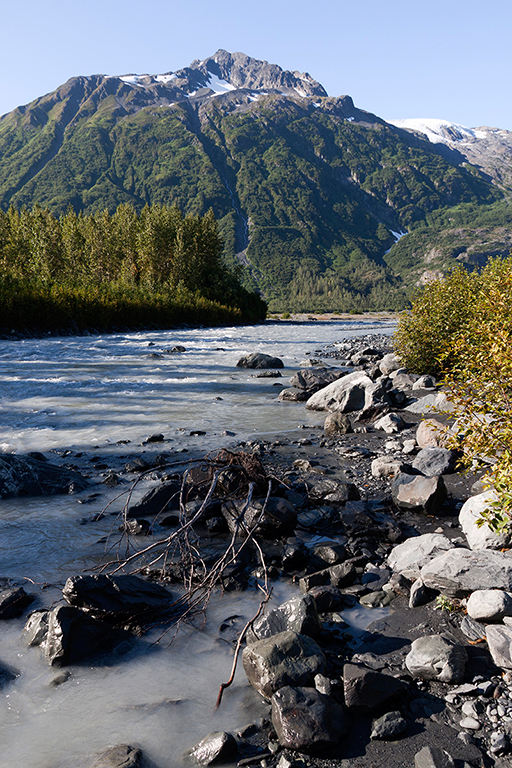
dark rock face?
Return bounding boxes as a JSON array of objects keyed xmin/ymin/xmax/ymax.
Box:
[
  {"xmin": 343, "ymin": 663, "xmax": 409, "ymax": 710},
  {"xmin": 32, "ymin": 606, "xmax": 125, "ymax": 667},
  {"xmin": 127, "ymin": 481, "xmax": 181, "ymax": 517},
  {"xmin": 62, "ymin": 574, "xmax": 173, "ymax": 622},
  {"xmin": 248, "ymin": 594, "xmax": 321, "ymax": 642},
  {"xmin": 222, "ymin": 497, "xmax": 297, "ymax": 538},
  {"xmin": 272, "ymin": 686, "xmax": 347, "ymax": 752},
  {"xmin": 0, "ymin": 587, "xmax": 34, "ymax": 619},
  {"xmin": 236, "ymin": 352, "xmax": 284, "ymax": 369},
  {"xmin": 412, "ymin": 447, "xmax": 458, "ymax": 477},
  {"xmin": 291, "ymin": 368, "xmax": 345, "ymax": 394},
  {"xmin": 0, "ymin": 454, "xmax": 88, "ymax": 498}
]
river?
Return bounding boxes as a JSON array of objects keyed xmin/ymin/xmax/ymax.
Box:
[{"xmin": 0, "ymin": 318, "xmax": 395, "ymax": 768}]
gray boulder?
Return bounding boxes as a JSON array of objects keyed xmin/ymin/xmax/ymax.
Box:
[
  {"xmin": 412, "ymin": 448, "xmax": 458, "ymax": 477},
  {"xmin": 373, "ymin": 413, "xmax": 405, "ymax": 434},
  {"xmin": 459, "ymin": 490, "xmax": 512, "ymax": 550},
  {"xmin": 486, "ymin": 626, "xmax": 512, "ymax": 670},
  {"xmin": 291, "ymin": 368, "xmax": 345, "ymax": 393},
  {"xmin": 271, "ymin": 686, "xmax": 347, "ymax": 752},
  {"xmin": 371, "ymin": 711, "xmax": 407, "ymax": 740},
  {"xmin": 62, "ymin": 574, "xmax": 173, "ymax": 623},
  {"xmin": 371, "ymin": 456, "xmax": 403, "ymax": 478},
  {"xmin": 242, "ymin": 630, "xmax": 326, "ymax": 699},
  {"xmin": 236, "ymin": 352, "xmax": 284, "ymax": 369},
  {"xmin": 248, "ymin": 594, "xmax": 321, "ymax": 642},
  {"xmin": 415, "ymin": 746, "xmax": 455, "ymax": 768},
  {"xmin": 379, "ymin": 353, "xmax": 402, "ymax": 375},
  {"xmin": 388, "ymin": 533, "xmax": 455, "ymax": 580},
  {"xmin": 466, "ymin": 589, "xmax": 512, "ymax": 622},
  {"xmin": 420, "ymin": 548, "xmax": 512, "ymax": 598},
  {"xmin": 343, "ymin": 663, "xmax": 408, "ymax": 710},
  {"xmin": 92, "ymin": 744, "xmax": 142, "ymax": 768},
  {"xmin": 184, "ymin": 731, "xmax": 237, "ymax": 766},
  {"xmin": 0, "ymin": 453, "xmax": 88, "ymax": 498},
  {"xmin": 278, "ymin": 388, "xmax": 310, "ymax": 402},
  {"xmin": 412, "ymin": 375, "xmax": 437, "ymax": 390},
  {"xmin": 305, "ymin": 371, "xmax": 386, "ymax": 413},
  {"xmin": 405, "ymin": 635, "xmax": 467, "ymax": 683},
  {"xmin": 324, "ymin": 412, "xmax": 352, "ymax": 435},
  {"xmin": 391, "ymin": 473, "xmax": 447, "ymax": 514}
]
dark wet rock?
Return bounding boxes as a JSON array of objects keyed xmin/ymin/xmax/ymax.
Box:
[
  {"xmin": 421, "ymin": 549, "xmax": 512, "ymax": 598},
  {"xmin": 405, "ymin": 635, "xmax": 468, "ymax": 683},
  {"xmin": 222, "ymin": 497, "xmax": 297, "ymax": 538},
  {"xmin": 307, "ymin": 477, "xmax": 360, "ymax": 504},
  {"xmin": 242, "ymin": 630, "xmax": 326, "ymax": 699},
  {"xmin": 388, "ymin": 533, "xmax": 456, "ymax": 580},
  {"xmin": 48, "ymin": 670, "xmax": 71, "ymax": 687},
  {"xmin": 412, "ymin": 448, "xmax": 458, "ymax": 477},
  {"xmin": 184, "ymin": 731, "xmax": 237, "ymax": 766},
  {"xmin": 92, "ymin": 744, "xmax": 142, "ymax": 768},
  {"xmin": 279, "ymin": 388, "xmax": 310, "ymax": 402},
  {"xmin": 291, "ymin": 368, "xmax": 345, "ymax": 394},
  {"xmin": 306, "ymin": 585, "xmax": 347, "ymax": 612},
  {"xmin": 127, "ymin": 480, "xmax": 181, "ymax": 517},
  {"xmin": 124, "ymin": 457, "xmax": 151, "ymax": 473},
  {"xmin": 271, "ymin": 685, "xmax": 347, "ymax": 752},
  {"xmin": 313, "ymin": 543, "xmax": 347, "ymax": 566},
  {"xmin": 343, "ymin": 663, "xmax": 409, "ymax": 710},
  {"xmin": 169, "ymin": 345, "xmax": 186, "ymax": 353},
  {"xmin": 409, "ymin": 578, "xmax": 434, "ymax": 608},
  {"xmin": 299, "ymin": 560, "xmax": 357, "ymax": 592},
  {"xmin": 30, "ymin": 606, "xmax": 126, "ymax": 667},
  {"xmin": 119, "ymin": 518, "xmax": 151, "ymax": 536},
  {"xmin": 0, "ymin": 586, "xmax": 34, "ymax": 619},
  {"xmin": 323, "ymin": 412, "xmax": 352, "ymax": 435},
  {"xmin": 370, "ymin": 710, "xmax": 407, "ymax": 739},
  {"xmin": 0, "ymin": 453, "xmax": 88, "ymax": 498},
  {"xmin": 236, "ymin": 353, "xmax": 284, "ymax": 369},
  {"xmin": 0, "ymin": 662, "xmax": 17, "ymax": 688},
  {"xmin": 414, "ymin": 746, "xmax": 455, "ymax": 768},
  {"xmin": 24, "ymin": 609, "xmax": 50, "ymax": 646},
  {"xmin": 282, "ymin": 538, "xmax": 309, "ymax": 571},
  {"xmin": 248, "ymin": 594, "xmax": 321, "ymax": 643},
  {"xmin": 391, "ymin": 473, "xmax": 447, "ymax": 514},
  {"xmin": 62, "ymin": 574, "xmax": 173, "ymax": 622},
  {"xmin": 143, "ymin": 433, "xmax": 164, "ymax": 444}
]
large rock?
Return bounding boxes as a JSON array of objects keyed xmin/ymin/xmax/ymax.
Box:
[
  {"xmin": 388, "ymin": 533, "xmax": 455, "ymax": 580},
  {"xmin": 248, "ymin": 594, "xmax": 321, "ymax": 642},
  {"xmin": 184, "ymin": 731, "xmax": 237, "ymax": 766},
  {"xmin": 242, "ymin": 630, "xmax": 326, "ymax": 699},
  {"xmin": 222, "ymin": 497, "xmax": 297, "ymax": 538},
  {"xmin": 236, "ymin": 353, "xmax": 284, "ymax": 369},
  {"xmin": 324, "ymin": 412, "xmax": 352, "ymax": 435},
  {"xmin": 0, "ymin": 586, "xmax": 34, "ymax": 619},
  {"xmin": 92, "ymin": 744, "xmax": 142, "ymax": 768},
  {"xmin": 405, "ymin": 635, "xmax": 467, "ymax": 683},
  {"xmin": 412, "ymin": 448, "xmax": 458, "ymax": 477},
  {"xmin": 391, "ymin": 473, "xmax": 446, "ymax": 514},
  {"xmin": 29, "ymin": 606, "xmax": 126, "ymax": 666},
  {"xmin": 291, "ymin": 368, "xmax": 345, "ymax": 394},
  {"xmin": 379, "ymin": 353, "xmax": 402, "ymax": 375},
  {"xmin": 343, "ymin": 663, "xmax": 408, "ymax": 710},
  {"xmin": 271, "ymin": 686, "xmax": 347, "ymax": 752},
  {"xmin": 486, "ymin": 626, "xmax": 512, "ymax": 670},
  {"xmin": 305, "ymin": 371, "xmax": 386, "ymax": 413},
  {"xmin": 416, "ymin": 419, "xmax": 447, "ymax": 449},
  {"xmin": 127, "ymin": 481, "xmax": 181, "ymax": 518},
  {"xmin": 466, "ymin": 589, "xmax": 512, "ymax": 622},
  {"xmin": 0, "ymin": 453, "xmax": 88, "ymax": 498},
  {"xmin": 420, "ymin": 548, "xmax": 512, "ymax": 598},
  {"xmin": 459, "ymin": 490, "xmax": 512, "ymax": 550},
  {"xmin": 62, "ymin": 574, "xmax": 173, "ymax": 623},
  {"xmin": 373, "ymin": 413, "xmax": 405, "ymax": 434},
  {"xmin": 371, "ymin": 456, "xmax": 403, "ymax": 478}
]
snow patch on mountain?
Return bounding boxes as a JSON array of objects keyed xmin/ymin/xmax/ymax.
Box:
[{"xmin": 388, "ymin": 118, "xmax": 488, "ymax": 145}]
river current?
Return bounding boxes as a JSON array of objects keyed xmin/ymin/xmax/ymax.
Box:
[{"xmin": 0, "ymin": 319, "xmax": 395, "ymax": 768}]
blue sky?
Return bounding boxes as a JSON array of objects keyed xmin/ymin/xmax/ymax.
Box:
[{"xmin": 1, "ymin": 0, "xmax": 511, "ymax": 130}]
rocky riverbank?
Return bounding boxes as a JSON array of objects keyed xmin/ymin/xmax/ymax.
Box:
[{"xmin": 1, "ymin": 333, "xmax": 510, "ymax": 768}]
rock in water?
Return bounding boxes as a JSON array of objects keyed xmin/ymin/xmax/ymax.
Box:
[
  {"xmin": 236, "ymin": 353, "xmax": 284, "ymax": 369},
  {"xmin": 0, "ymin": 453, "xmax": 88, "ymax": 498},
  {"xmin": 92, "ymin": 744, "xmax": 142, "ymax": 768},
  {"xmin": 184, "ymin": 731, "xmax": 237, "ymax": 766}
]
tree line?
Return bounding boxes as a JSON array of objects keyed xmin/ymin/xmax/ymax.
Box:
[{"xmin": 0, "ymin": 204, "xmax": 266, "ymax": 332}]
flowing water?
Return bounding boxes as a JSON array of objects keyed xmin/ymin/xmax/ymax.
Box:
[{"xmin": 0, "ymin": 319, "xmax": 395, "ymax": 768}]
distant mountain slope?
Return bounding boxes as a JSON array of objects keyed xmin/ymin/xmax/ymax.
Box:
[{"xmin": 0, "ymin": 49, "xmax": 511, "ymax": 311}]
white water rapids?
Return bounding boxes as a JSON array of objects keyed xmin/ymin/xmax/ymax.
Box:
[{"xmin": 0, "ymin": 319, "xmax": 394, "ymax": 768}]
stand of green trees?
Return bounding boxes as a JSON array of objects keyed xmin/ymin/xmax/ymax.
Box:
[{"xmin": 0, "ymin": 203, "xmax": 267, "ymax": 333}]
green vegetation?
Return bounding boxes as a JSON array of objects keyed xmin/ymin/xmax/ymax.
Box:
[
  {"xmin": 394, "ymin": 256, "xmax": 512, "ymax": 531},
  {"xmin": 1, "ymin": 78, "xmax": 509, "ymax": 311},
  {"xmin": 0, "ymin": 204, "xmax": 266, "ymax": 332}
]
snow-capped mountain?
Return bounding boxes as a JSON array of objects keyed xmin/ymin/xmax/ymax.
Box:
[{"xmin": 388, "ymin": 118, "xmax": 512, "ymax": 190}]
